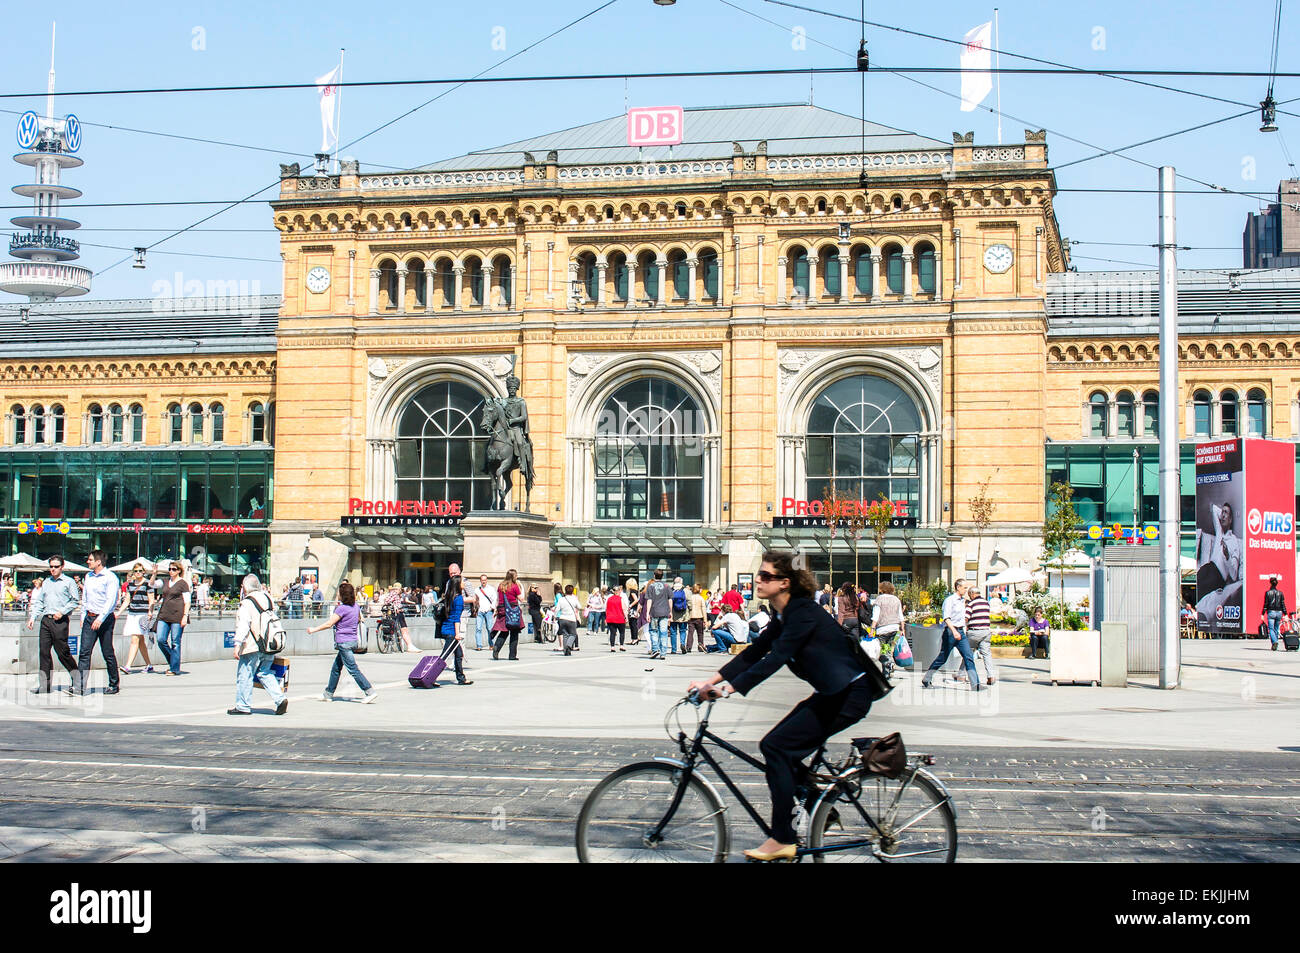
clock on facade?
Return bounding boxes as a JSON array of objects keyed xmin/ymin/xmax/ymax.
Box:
[
  {"xmin": 983, "ymin": 243, "xmax": 1014, "ymax": 274},
  {"xmin": 306, "ymin": 266, "xmax": 332, "ymax": 293}
]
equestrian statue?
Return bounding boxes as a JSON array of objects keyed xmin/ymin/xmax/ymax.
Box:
[{"xmin": 480, "ymin": 373, "xmax": 535, "ymax": 511}]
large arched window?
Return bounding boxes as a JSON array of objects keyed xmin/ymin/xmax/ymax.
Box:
[
  {"xmin": 127, "ymin": 404, "xmax": 144, "ymax": 443},
  {"xmin": 11, "ymin": 404, "xmax": 25, "ymax": 444},
  {"xmin": 211, "ymin": 403, "xmax": 225, "ymax": 443},
  {"xmin": 492, "ymin": 254, "xmax": 512, "ymax": 308},
  {"xmin": 86, "ymin": 403, "xmax": 104, "ymax": 444},
  {"xmin": 249, "ymin": 402, "xmax": 266, "ymax": 443},
  {"xmin": 167, "ymin": 403, "xmax": 184, "ymax": 443},
  {"xmin": 1247, "ymin": 388, "xmax": 1267, "ymax": 436},
  {"xmin": 595, "ymin": 378, "xmax": 704, "ymax": 521},
  {"xmin": 408, "ymin": 258, "xmax": 426, "ymax": 308},
  {"xmin": 884, "ymin": 244, "xmax": 904, "ymax": 294},
  {"xmin": 1193, "ymin": 389, "xmax": 1211, "ymax": 437},
  {"xmin": 434, "ymin": 257, "xmax": 455, "ymax": 309},
  {"xmin": 378, "ymin": 259, "xmax": 398, "ymax": 309},
  {"xmin": 189, "ymin": 402, "xmax": 205, "ymax": 443},
  {"xmin": 638, "ymin": 251, "xmax": 659, "ymax": 303},
  {"xmin": 50, "ymin": 405, "xmax": 64, "ymax": 444},
  {"xmin": 108, "ymin": 403, "xmax": 124, "ymax": 443},
  {"xmin": 577, "ymin": 252, "xmax": 598, "ymax": 302},
  {"xmin": 852, "ymin": 246, "xmax": 872, "ymax": 296},
  {"xmin": 669, "ymin": 250, "xmax": 689, "ymax": 300},
  {"xmin": 915, "ymin": 242, "xmax": 936, "ymax": 294},
  {"xmin": 1116, "ymin": 390, "xmax": 1135, "ymax": 438},
  {"xmin": 609, "ymin": 252, "xmax": 629, "ymax": 302},
  {"xmin": 788, "ymin": 246, "xmax": 809, "ymax": 299},
  {"xmin": 698, "ymin": 247, "xmax": 719, "ymax": 300},
  {"xmin": 1142, "ymin": 390, "xmax": 1159, "ymax": 437},
  {"xmin": 394, "ymin": 380, "xmax": 492, "ymax": 510},
  {"xmin": 805, "ymin": 374, "xmax": 923, "ymax": 516},
  {"xmin": 465, "ymin": 257, "xmax": 484, "ymax": 306},
  {"xmin": 1220, "ymin": 389, "xmax": 1238, "ymax": 436},
  {"xmin": 1088, "ymin": 392, "xmax": 1108, "ymax": 437},
  {"xmin": 30, "ymin": 404, "xmax": 44, "ymax": 444}
]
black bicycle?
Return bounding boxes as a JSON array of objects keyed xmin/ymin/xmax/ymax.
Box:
[
  {"xmin": 374, "ymin": 605, "xmax": 403, "ymax": 654},
  {"xmin": 575, "ymin": 692, "xmax": 957, "ymax": 863}
]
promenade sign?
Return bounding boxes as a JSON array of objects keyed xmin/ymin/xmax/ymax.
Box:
[{"xmin": 342, "ymin": 497, "xmax": 464, "ymax": 527}]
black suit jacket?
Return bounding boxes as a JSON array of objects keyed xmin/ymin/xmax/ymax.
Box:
[{"xmin": 719, "ymin": 596, "xmax": 873, "ymax": 698}]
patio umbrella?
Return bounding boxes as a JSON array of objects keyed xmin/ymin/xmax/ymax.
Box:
[
  {"xmin": 109, "ymin": 557, "xmax": 159, "ymax": 574},
  {"xmin": 986, "ymin": 567, "xmax": 1034, "ymax": 586},
  {"xmin": 1180, "ymin": 555, "xmax": 1196, "ymax": 576},
  {"xmin": 0, "ymin": 553, "xmax": 48, "ymax": 572}
]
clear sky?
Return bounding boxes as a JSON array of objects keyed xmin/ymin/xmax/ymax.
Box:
[{"xmin": 1, "ymin": 0, "xmax": 1293, "ymax": 300}]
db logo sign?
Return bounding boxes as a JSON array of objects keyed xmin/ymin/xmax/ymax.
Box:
[{"xmin": 627, "ymin": 106, "xmax": 683, "ymax": 147}]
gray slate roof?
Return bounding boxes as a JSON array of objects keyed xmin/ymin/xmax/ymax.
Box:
[
  {"xmin": 1047, "ymin": 267, "xmax": 1300, "ymax": 337},
  {"xmin": 417, "ymin": 103, "xmax": 948, "ymax": 171},
  {"xmin": 0, "ymin": 295, "xmax": 281, "ymax": 358}
]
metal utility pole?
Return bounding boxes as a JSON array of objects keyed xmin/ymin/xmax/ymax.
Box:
[{"xmin": 1157, "ymin": 166, "xmax": 1181, "ymax": 689}]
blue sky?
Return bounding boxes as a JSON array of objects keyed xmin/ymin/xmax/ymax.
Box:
[{"xmin": 1, "ymin": 0, "xmax": 1293, "ymax": 300}]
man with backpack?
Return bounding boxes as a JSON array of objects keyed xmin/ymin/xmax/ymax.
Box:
[
  {"xmin": 670, "ymin": 577, "xmax": 690, "ymax": 654},
  {"xmin": 645, "ymin": 569, "xmax": 673, "ymax": 660},
  {"xmin": 228, "ymin": 574, "xmax": 288, "ymax": 716}
]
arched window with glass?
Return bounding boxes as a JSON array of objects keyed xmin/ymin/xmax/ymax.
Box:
[
  {"xmin": 86, "ymin": 403, "xmax": 104, "ymax": 444},
  {"xmin": 698, "ymin": 247, "xmax": 719, "ymax": 300},
  {"xmin": 1193, "ymin": 389, "xmax": 1211, "ymax": 437},
  {"xmin": 852, "ymin": 246, "xmax": 872, "ymax": 296},
  {"xmin": 1088, "ymin": 392, "xmax": 1108, "ymax": 438},
  {"xmin": 435, "ymin": 258, "xmax": 455, "ymax": 309},
  {"xmin": 1220, "ymin": 389, "xmax": 1238, "ymax": 436},
  {"xmin": 669, "ymin": 250, "xmax": 689, "ymax": 300},
  {"xmin": 492, "ymin": 254, "xmax": 512, "ymax": 308},
  {"xmin": 211, "ymin": 403, "xmax": 225, "ymax": 443},
  {"xmin": 465, "ymin": 257, "xmax": 484, "ymax": 306},
  {"xmin": 50, "ymin": 405, "xmax": 64, "ymax": 444},
  {"xmin": 189, "ymin": 402, "xmax": 205, "ymax": 443},
  {"xmin": 168, "ymin": 403, "xmax": 184, "ymax": 443},
  {"xmin": 1142, "ymin": 390, "xmax": 1159, "ymax": 437},
  {"xmin": 394, "ymin": 380, "xmax": 492, "ymax": 510},
  {"xmin": 249, "ymin": 402, "xmax": 266, "ymax": 443},
  {"xmin": 804, "ymin": 374, "xmax": 924, "ymax": 516},
  {"xmin": 30, "ymin": 404, "xmax": 44, "ymax": 444},
  {"xmin": 915, "ymin": 242, "xmax": 936, "ymax": 295},
  {"xmin": 11, "ymin": 404, "xmax": 25, "ymax": 444},
  {"xmin": 788, "ymin": 246, "xmax": 809, "ymax": 299},
  {"xmin": 638, "ymin": 251, "xmax": 659, "ymax": 303},
  {"xmin": 610, "ymin": 252, "xmax": 629, "ymax": 302},
  {"xmin": 595, "ymin": 378, "xmax": 705, "ymax": 521},
  {"xmin": 884, "ymin": 244, "xmax": 905, "ymax": 294},
  {"xmin": 408, "ymin": 258, "xmax": 426, "ymax": 309},
  {"xmin": 1247, "ymin": 388, "xmax": 1267, "ymax": 436},
  {"xmin": 379, "ymin": 259, "xmax": 398, "ymax": 309},
  {"xmin": 820, "ymin": 246, "xmax": 840, "ymax": 297},
  {"xmin": 1116, "ymin": 391, "xmax": 1135, "ymax": 438},
  {"xmin": 108, "ymin": 403, "xmax": 124, "ymax": 443},
  {"xmin": 576, "ymin": 252, "xmax": 598, "ymax": 302},
  {"xmin": 129, "ymin": 404, "xmax": 145, "ymax": 443}
]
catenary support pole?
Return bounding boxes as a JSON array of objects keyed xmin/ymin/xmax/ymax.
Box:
[{"xmin": 1157, "ymin": 165, "xmax": 1180, "ymax": 689}]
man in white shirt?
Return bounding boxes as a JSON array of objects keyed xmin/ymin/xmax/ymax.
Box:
[
  {"xmin": 920, "ymin": 578, "xmax": 982, "ymax": 691},
  {"xmin": 707, "ymin": 609, "xmax": 750, "ymax": 653},
  {"xmin": 228, "ymin": 574, "xmax": 288, "ymax": 716},
  {"xmin": 76, "ymin": 549, "xmax": 121, "ymax": 696},
  {"xmin": 473, "ymin": 574, "xmax": 497, "ymax": 651}
]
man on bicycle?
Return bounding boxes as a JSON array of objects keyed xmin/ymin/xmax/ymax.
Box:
[{"xmin": 688, "ymin": 551, "xmax": 889, "ymax": 862}]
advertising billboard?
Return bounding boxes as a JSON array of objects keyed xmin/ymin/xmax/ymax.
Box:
[
  {"xmin": 1242, "ymin": 439, "xmax": 1296, "ymax": 630},
  {"xmin": 1195, "ymin": 438, "xmax": 1297, "ymax": 634},
  {"xmin": 1194, "ymin": 440, "xmax": 1244, "ymax": 634}
]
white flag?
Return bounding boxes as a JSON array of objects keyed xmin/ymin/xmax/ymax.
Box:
[
  {"xmin": 960, "ymin": 21, "xmax": 992, "ymax": 112},
  {"xmin": 316, "ymin": 66, "xmax": 341, "ymax": 153}
]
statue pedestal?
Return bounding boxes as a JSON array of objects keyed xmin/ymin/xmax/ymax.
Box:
[{"xmin": 459, "ymin": 511, "xmax": 554, "ymax": 595}]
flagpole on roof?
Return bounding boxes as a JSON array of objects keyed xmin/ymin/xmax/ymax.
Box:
[
  {"xmin": 335, "ymin": 49, "xmax": 345, "ymax": 174},
  {"xmin": 993, "ymin": 8, "xmax": 1001, "ymax": 145}
]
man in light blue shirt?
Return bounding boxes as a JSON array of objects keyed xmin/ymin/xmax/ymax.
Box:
[
  {"xmin": 26, "ymin": 554, "xmax": 80, "ymax": 693},
  {"xmin": 76, "ymin": 549, "xmax": 122, "ymax": 696},
  {"xmin": 920, "ymin": 578, "xmax": 982, "ymax": 691}
]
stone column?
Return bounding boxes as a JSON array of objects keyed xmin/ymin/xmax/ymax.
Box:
[
  {"xmin": 424, "ymin": 267, "xmax": 434, "ymax": 311},
  {"xmin": 453, "ymin": 265, "xmax": 464, "ymax": 312},
  {"xmin": 687, "ymin": 257, "xmax": 698, "ymax": 305},
  {"xmin": 776, "ymin": 256, "xmax": 787, "ymax": 304},
  {"xmin": 546, "ymin": 242, "xmax": 555, "ymax": 300},
  {"xmin": 523, "ymin": 243, "xmax": 532, "ymax": 299},
  {"xmin": 901, "ymin": 253, "xmax": 914, "ymax": 302},
  {"xmin": 347, "ymin": 249, "xmax": 356, "ymax": 307},
  {"xmin": 952, "ymin": 228, "xmax": 962, "ymax": 290},
  {"xmin": 1109, "ymin": 397, "xmax": 1119, "ymax": 439},
  {"xmin": 756, "ymin": 236, "xmax": 765, "ymax": 294},
  {"xmin": 655, "ymin": 255, "xmax": 667, "ymax": 307},
  {"xmin": 509, "ymin": 263, "xmax": 518, "ymax": 310},
  {"xmin": 1211, "ymin": 397, "xmax": 1222, "ymax": 438},
  {"xmin": 733, "ymin": 237, "xmax": 741, "ymax": 295},
  {"xmin": 870, "ymin": 254, "xmax": 882, "ymax": 303},
  {"xmin": 934, "ymin": 251, "xmax": 943, "ymax": 300},
  {"xmin": 837, "ymin": 253, "xmax": 850, "ymax": 304},
  {"xmin": 368, "ymin": 269, "xmax": 380, "ymax": 315},
  {"xmin": 595, "ymin": 255, "xmax": 608, "ymax": 308},
  {"xmin": 567, "ymin": 261, "xmax": 579, "ymax": 310},
  {"xmin": 482, "ymin": 263, "xmax": 494, "ymax": 311},
  {"xmin": 1264, "ymin": 398, "xmax": 1273, "ymax": 437},
  {"xmin": 808, "ymin": 252, "xmax": 818, "ymax": 300},
  {"xmin": 395, "ymin": 267, "xmax": 408, "ymax": 314}
]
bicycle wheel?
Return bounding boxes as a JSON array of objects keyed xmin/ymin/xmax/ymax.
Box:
[
  {"xmin": 376, "ymin": 626, "xmax": 391, "ymax": 654},
  {"xmin": 576, "ymin": 762, "xmax": 729, "ymax": 863},
  {"xmin": 807, "ymin": 766, "xmax": 956, "ymax": 863}
]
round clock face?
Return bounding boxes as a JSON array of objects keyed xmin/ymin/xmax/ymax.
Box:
[
  {"xmin": 306, "ymin": 266, "xmax": 331, "ymax": 293},
  {"xmin": 983, "ymin": 243, "xmax": 1014, "ymax": 274}
]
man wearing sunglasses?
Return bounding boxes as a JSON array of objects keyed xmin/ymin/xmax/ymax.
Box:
[
  {"xmin": 26, "ymin": 555, "xmax": 81, "ymax": 693},
  {"xmin": 688, "ymin": 551, "xmax": 890, "ymax": 862}
]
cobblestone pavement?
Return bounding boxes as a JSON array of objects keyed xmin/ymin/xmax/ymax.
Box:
[{"xmin": 1, "ymin": 722, "xmax": 1296, "ymax": 862}]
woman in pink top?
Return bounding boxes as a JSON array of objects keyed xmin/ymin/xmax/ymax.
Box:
[
  {"xmin": 492, "ymin": 569, "xmax": 524, "ymax": 661},
  {"xmin": 605, "ymin": 586, "xmax": 629, "ymax": 651}
]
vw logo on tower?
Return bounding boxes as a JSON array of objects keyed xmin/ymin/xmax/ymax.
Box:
[
  {"xmin": 15, "ymin": 110, "xmax": 39, "ymax": 149},
  {"xmin": 64, "ymin": 114, "xmax": 81, "ymax": 153}
]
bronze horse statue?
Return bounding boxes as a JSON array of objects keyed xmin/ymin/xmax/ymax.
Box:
[{"xmin": 481, "ymin": 399, "xmax": 534, "ymax": 511}]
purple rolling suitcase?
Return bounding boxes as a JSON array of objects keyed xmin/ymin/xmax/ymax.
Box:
[{"xmin": 408, "ymin": 639, "xmax": 458, "ymax": 688}]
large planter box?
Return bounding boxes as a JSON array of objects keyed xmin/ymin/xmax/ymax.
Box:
[
  {"xmin": 1049, "ymin": 629, "xmax": 1101, "ymax": 686},
  {"xmin": 905, "ymin": 623, "xmax": 971, "ymax": 673}
]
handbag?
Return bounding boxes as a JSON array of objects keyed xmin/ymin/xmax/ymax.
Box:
[
  {"xmin": 853, "ymin": 732, "xmax": 906, "ymax": 779},
  {"xmin": 894, "ymin": 632, "xmax": 913, "ymax": 665},
  {"xmin": 504, "ymin": 592, "xmax": 522, "ymax": 628}
]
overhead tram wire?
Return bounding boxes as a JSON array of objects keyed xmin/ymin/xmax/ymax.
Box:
[
  {"xmin": 762, "ymin": 0, "xmax": 1300, "ymax": 119},
  {"xmin": 93, "ymin": 0, "xmax": 620, "ymax": 279},
  {"xmin": 720, "ymin": 0, "xmax": 1300, "ymax": 207}
]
